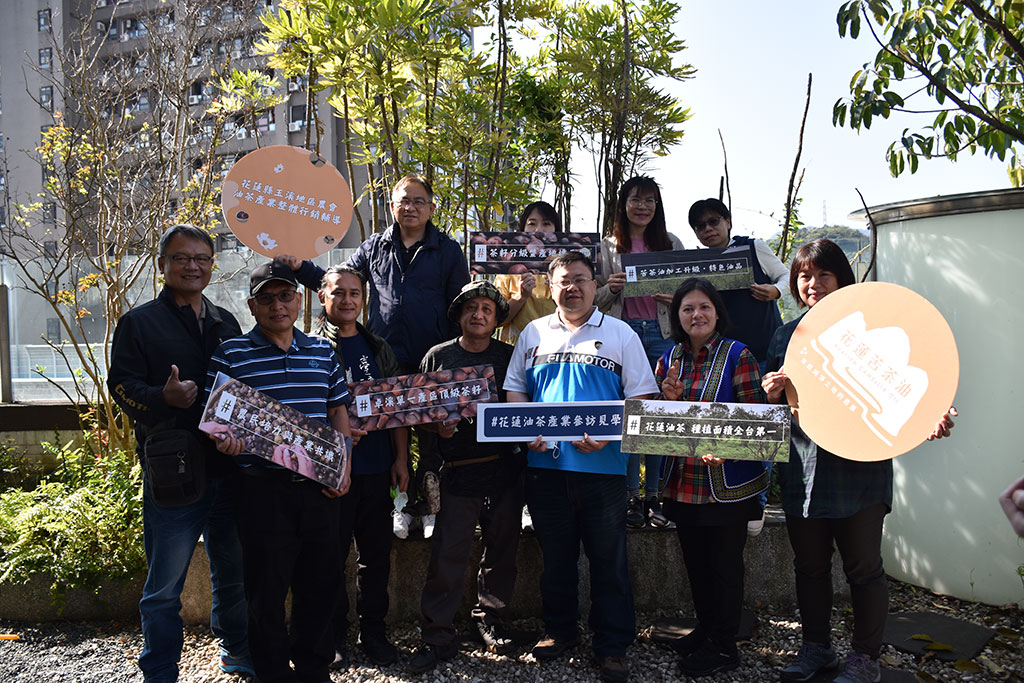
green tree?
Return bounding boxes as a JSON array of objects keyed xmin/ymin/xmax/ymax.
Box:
[
  {"xmin": 550, "ymin": 0, "xmax": 693, "ymax": 233},
  {"xmin": 833, "ymin": 0, "xmax": 1024, "ymax": 185},
  {"xmin": 1, "ymin": 1, "xmax": 255, "ymax": 454}
]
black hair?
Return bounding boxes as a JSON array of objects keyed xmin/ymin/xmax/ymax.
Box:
[
  {"xmin": 320, "ymin": 264, "xmax": 366, "ymax": 293},
  {"xmin": 393, "ymin": 175, "xmax": 434, "ymax": 200},
  {"xmin": 687, "ymin": 198, "xmax": 732, "ymax": 230},
  {"xmin": 547, "ymin": 250, "xmax": 595, "ymax": 279},
  {"xmin": 612, "ymin": 176, "xmax": 672, "ymax": 254},
  {"xmin": 789, "ymin": 239, "xmax": 856, "ymax": 307},
  {"xmin": 158, "ymin": 224, "xmax": 214, "ymax": 257},
  {"xmin": 518, "ymin": 201, "xmax": 562, "ymax": 232},
  {"xmin": 668, "ymin": 278, "xmax": 731, "ymax": 343}
]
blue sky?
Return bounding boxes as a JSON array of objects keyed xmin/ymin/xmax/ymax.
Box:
[{"xmin": 563, "ymin": 1, "xmax": 1013, "ymax": 243}]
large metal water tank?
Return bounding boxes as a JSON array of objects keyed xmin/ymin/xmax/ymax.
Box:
[{"xmin": 856, "ymin": 188, "xmax": 1024, "ymax": 606}]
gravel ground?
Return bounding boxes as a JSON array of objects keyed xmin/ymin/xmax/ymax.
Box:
[{"xmin": 1, "ymin": 579, "xmax": 1021, "ymax": 682}]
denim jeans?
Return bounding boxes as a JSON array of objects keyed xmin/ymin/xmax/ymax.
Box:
[
  {"xmin": 525, "ymin": 468, "xmax": 635, "ymax": 657},
  {"xmin": 624, "ymin": 318, "xmax": 673, "ymax": 496},
  {"xmin": 140, "ymin": 474, "xmax": 248, "ymax": 682}
]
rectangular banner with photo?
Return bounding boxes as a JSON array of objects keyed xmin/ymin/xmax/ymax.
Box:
[
  {"xmin": 476, "ymin": 401, "xmax": 625, "ymax": 442},
  {"xmin": 621, "ymin": 399, "xmax": 791, "ymax": 462},
  {"xmin": 468, "ymin": 231, "xmax": 601, "ymax": 275},
  {"xmin": 348, "ymin": 366, "xmax": 498, "ymax": 432},
  {"xmin": 621, "ymin": 247, "xmax": 754, "ymax": 297},
  {"xmin": 199, "ymin": 372, "xmax": 350, "ymax": 489}
]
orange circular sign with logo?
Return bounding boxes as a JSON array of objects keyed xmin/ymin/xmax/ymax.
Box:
[
  {"xmin": 221, "ymin": 145, "xmax": 353, "ymax": 259},
  {"xmin": 784, "ymin": 281, "xmax": 958, "ymax": 461}
]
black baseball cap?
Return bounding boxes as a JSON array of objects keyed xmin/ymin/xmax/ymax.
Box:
[{"xmin": 249, "ymin": 261, "xmax": 299, "ymax": 296}]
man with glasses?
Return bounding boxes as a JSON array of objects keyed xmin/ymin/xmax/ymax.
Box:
[
  {"xmin": 505, "ymin": 251, "xmax": 659, "ymax": 683},
  {"xmin": 285, "ymin": 175, "xmax": 470, "ymax": 540},
  {"xmin": 205, "ymin": 261, "xmax": 354, "ymax": 683},
  {"xmin": 109, "ymin": 224, "xmax": 250, "ymax": 682}
]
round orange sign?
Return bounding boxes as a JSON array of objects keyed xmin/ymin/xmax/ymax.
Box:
[
  {"xmin": 221, "ymin": 145, "xmax": 353, "ymax": 259},
  {"xmin": 784, "ymin": 282, "xmax": 959, "ymax": 461}
]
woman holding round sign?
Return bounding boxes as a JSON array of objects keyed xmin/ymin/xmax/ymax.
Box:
[
  {"xmin": 655, "ymin": 277, "xmax": 770, "ymax": 678},
  {"xmin": 762, "ymin": 239, "xmax": 956, "ymax": 683},
  {"xmin": 597, "ymin": 176, "xmax": 685, "ymax": 530}
]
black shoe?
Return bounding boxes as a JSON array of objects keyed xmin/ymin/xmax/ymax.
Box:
[
  {"xmin": 596, "ymin": 655, "xmax": 630, "ymax": 682},
  {"xmin": 358, "ymin": 632, "xmax": 398, "ymax": 665},
  {"xmin": 531, "ymin": 633, "xmax": 580, "ymax": 661},
  {"xmin": 647, "ymin": 498, "xmax": 670, "ymax": 528},
  {"xmin": 668, "ymin": 626, "xmax": 707, "ymax": 657},
  {"xmin": 678, "ymin": 642, "xmax": 740, "ymax": 677},
  {"xmin": 406, "ymin": 642, "xmax": 458, "ymax": 674},
  {"xmin": 477, "ymin": 622, "xmax": 515, "ymax": 655},
  {"xmin": 626, "ymin": 495, "xmax": 646, "ymax": 528},
  {"xmin": 328, "ymin": 645, "xmax": 350, "ymax": 671}
]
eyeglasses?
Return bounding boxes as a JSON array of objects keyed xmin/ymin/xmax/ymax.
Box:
[
  {"xmin": 168, "ymin": 253, "xmax": 213, "ymax": 265},
  {"xmin": 253, "ymin": 290, "xmax": 298, "ymax": 306},
  {"xmin": 693, "ymin": 215, "xmax": 723, "ymax": 231},
  {"xmin": 552, "ymin": 277, "xmax": 594, "ymax": 289},
  {"xmin": 626, "ymin": 197, "xmax": 657, "ymax": 208},
  {"xmin": 395, "ymin": 198, "xmax": 430, "ymax": 208}
]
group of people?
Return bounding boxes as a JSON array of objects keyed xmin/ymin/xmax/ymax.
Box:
[{"xmin": 108, "ymin": 173, "xmax": 954, "ymax": 683}]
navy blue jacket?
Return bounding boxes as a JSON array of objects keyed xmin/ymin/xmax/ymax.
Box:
[
  {"xmin": 301, "ymin": 220, "xmax": 469, "ymax": 370},
  {"xmin": 108, "ymin": 287, "xmax": 242, "ymax": 474}
]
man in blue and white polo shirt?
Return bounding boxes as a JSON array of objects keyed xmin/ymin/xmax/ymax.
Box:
[
  {"xmin": 206, "ymin": 261, "xmax": 353, "ymax": 683},
  {"xmin": 505, "ymin": 251, "xmax": 658, "ymax": 683}
]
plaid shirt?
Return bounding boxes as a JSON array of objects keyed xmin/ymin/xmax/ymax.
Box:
[{"xmin": 655, "ymin": 332, "xmax": 766, "ymax": 504}]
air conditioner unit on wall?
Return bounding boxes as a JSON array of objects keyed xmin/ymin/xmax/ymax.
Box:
[
  {"xmin": 230, "ymin": 50, "xmax": 242, "ymax": 60},
  {"xmin": 188, "ymin": 95, "xmax": 200, "ymax": 106},
  {"xmin": 287, "ymin": 121, "xmax": 302, "ymax": 132},
  {"xmin": 287, "ymin": 81, "xmax": 299, "ymax": 92},
  {"xmin": 235, "ymin": 129, "xmax": 248, "ymax": 140}
]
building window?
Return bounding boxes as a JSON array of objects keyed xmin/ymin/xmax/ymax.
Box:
[
  {"xmin": 290, "ymin": 104, "xmax": 306, "ymax": 124},
  {"xmin": 0, "ymin": 207, "xmax": 6, "ymax": 230},
  {"xmin": 46, "ymin": 318, "xmax": 62, "ymax": 342},
  {"xmin": 255, "ymin": 108, "xmax": 276, "ymax": 132},
  {"xmin": 40, "ymin": 86, "xmax": 53, "ymax": 113},
  {"xmin": 38, "ymin": 9, "xmax": 51, "ymax": 32},
  {"xmin": 43, "ymin": 202, "xmax": 56, "ymax": 223},
  {"xmin": 39, "ymin": 48, "xmax": 52, "ymax": 71}
]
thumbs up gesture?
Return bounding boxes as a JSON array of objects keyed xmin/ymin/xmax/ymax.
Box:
[{"xmin": 163, "ymin": 364, "xmax": 198, "ymax": 409}]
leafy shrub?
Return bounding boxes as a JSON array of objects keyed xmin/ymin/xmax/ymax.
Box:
[{"xmin": 0, "ymin": 436, "xmax": 144, "ymax": 600}]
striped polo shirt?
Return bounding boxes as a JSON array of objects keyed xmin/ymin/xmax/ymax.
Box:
[
  {"xmin": 207, "ymin": 325, "xmax": 351, "ymax": 469},
  {"xmin": 504, "ymin": 307, "xmax": 659, "ymax": 475}
]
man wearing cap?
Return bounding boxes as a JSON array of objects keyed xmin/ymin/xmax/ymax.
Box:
[
  {"xmin": 205, "ymin": 261, "xmax": 353, "ymax": 683},
  {"xmin": 108, "ymin": 224, "xmax": 250, "ymax": 682},
  {"xmin": 406, "ymin": 281, "xmax": 525, "ymax": 674},
  {"xmin": 504, "ymin": 251, "xmax": 659, "ymax": 683}
]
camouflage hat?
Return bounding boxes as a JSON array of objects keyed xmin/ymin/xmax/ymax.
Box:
[{"xmin": 447, "ymin": 280, "xmax": 510, "ymax": 326}]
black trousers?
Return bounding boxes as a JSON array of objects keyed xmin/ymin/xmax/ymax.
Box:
[
  {"xmin": 235, "ymin": 472, "xmax": 340, "ymax": 683},
  {"xmin": 785, "ymin": 503, "xmax": 888, "ymax": 658},
  {"xmin": 675, "ymin": 519, "xmax": 749, "ymax": 653},
  {"xmin": 333, "ymin": 470, "xmax": 393, "ymax": 643},
  {"xmin": 420, "ymin": 481, "xmax": 523, "ymax": 646}
]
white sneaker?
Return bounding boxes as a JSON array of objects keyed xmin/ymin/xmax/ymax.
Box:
[
  {"xmin": 393, "ymin": 511, "xmax": 413, "ymax": 540},
  {"xmin": 747, "ymin": 509, "xmax": 765, "ymax": 537},
  {"xmin": 521, "ymin": 505, "xmax": 533, "ymax": 532},
  {"xmin": 421, "ymin": 513, "xmax": 436, "ymax": 539}
]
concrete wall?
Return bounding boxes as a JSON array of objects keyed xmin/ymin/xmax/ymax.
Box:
[
  {"xmin": 0, "ymin": 510, "xmax": 848, "ymax": 623},
  {"xmin": 865, "ymin": 189, "xmax": 1024, "ymax": 607}
]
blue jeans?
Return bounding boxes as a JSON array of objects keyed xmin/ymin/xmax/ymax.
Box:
[
  {"xmin": 525, "ymin": 468, "xmax": 635, "ymax": 657},
  {"xmin": 624, "ymin": 318, "xmax": 674, "ymax": 496},
  {"xmin": 140, "ymin": 474, "xmax": 249, "ymax": 682}
]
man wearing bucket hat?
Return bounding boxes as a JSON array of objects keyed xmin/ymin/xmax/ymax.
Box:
[{"xmin": 406, "ymin": 280, "xmax": 526, "ymax": 673}]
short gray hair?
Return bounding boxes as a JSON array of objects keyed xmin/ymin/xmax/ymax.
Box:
[{"xmin": 158, "ymin": 224, "xmax": 214, "ymax": 257}]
